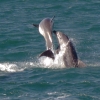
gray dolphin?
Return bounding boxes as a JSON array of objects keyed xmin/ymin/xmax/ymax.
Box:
[
  {"xmin": 53, "ymin": 30, "xmax": 86, "ymax": 67},
  {"xmin": 39, "ymin": 30, "xmax": 86, "ymax": 67},
  {"xmin": 33, "ymin": 16, "xmax": 55, "ymax": 50}
]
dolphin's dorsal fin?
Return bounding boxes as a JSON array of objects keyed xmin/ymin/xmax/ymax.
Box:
[
  {"xmin": 39, "ymin": 50, "xmax": 54, "ymax": 59},
  {"xmin": 33, "ymin": 24, "xmax": 39, "ymax": 28}
]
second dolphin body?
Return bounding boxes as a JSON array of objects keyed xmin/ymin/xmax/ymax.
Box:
[
  {"xmin": 54, "ymin": 30, "xmax": 85, "ymax": 67},
  {"xmin": 53, "ymin": 31, "xmax": 78, "ymax": 67}
]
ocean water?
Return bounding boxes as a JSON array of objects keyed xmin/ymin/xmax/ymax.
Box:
[{"xmin": 0, "ymin": 0, "xmax": 100, "ymax": 100}]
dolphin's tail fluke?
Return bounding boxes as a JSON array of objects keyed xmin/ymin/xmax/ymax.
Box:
[{"xmin": 39, "ymin": 50, "xmax": 54, "ymax": 59}]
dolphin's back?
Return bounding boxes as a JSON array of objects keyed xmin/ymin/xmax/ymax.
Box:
[{"xmin": 69, "ymin": 41, "xmax": 78, "ymax": 67}]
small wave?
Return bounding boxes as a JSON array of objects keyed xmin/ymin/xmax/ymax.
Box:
[
  {"xmin": 47, "ymin": 92, "xmax": 70, "ymax": 100},
  {"xmin": 88, "ymin": 62, "xmax": 100, "ymax": 67},
  {"xmin": 0, "ymin": 62, "xmax": 36, "ymax": 73}
]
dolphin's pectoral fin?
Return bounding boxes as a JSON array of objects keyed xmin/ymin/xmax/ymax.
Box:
[
  {"xmin": 33, "ymin": 24, "xmax": 39, "ymax": 28},
  {"xmin": 39, "ymin": 50, "xmax": 54, "ymax": 59},
  {"xmin": 78, "ymin": 60, "xmax": 86, "ymax": 67}
]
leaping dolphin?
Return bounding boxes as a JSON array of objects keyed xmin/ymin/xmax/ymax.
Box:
[
  {"xmin": 39, "ymin": 30, "xmax": 86, "ymax": 67},
  {"xmin": 33, "ymin": 17, "xmax": 85, "ymax": 67},
  {"xmin": 33, "ymin": 16, "xmax": 55, "ymax": 51},
  {"xmin": 53, "ymin": 30, "xmax": 78, "ymax": 67},
  {"xmin": 53, "ymin": 30, "xmax": 86, "ymax": 67}
]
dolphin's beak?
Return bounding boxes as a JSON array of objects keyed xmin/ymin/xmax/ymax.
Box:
[
  {"xmin": 51, "ymin": 16, "xmax": 55, "ymax": 22},
  {"xmin": 53, "ymin": 30, "xmax": 57, "ymax": 35},
  {"xmin": 33, "ymin": 24, "xmax": 39, "ymax": 28}
]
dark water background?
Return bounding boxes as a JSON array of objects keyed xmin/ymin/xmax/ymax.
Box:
[{"xmin": 0, "ymin": 0, "xmax": 100, "ymax": 99}]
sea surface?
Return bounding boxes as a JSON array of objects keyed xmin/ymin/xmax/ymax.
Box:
[{"xmin": 0, "ymin": 0, "xmax": 100, "ymax": 100}]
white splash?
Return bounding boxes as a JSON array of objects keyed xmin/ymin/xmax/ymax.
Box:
[
  {"xmin": 0, "ymin": 62, "xmax": 36, "ymax": 73},
  {"xmin": 38, "ymin": 51, "xmax": 66, "ymax": 69},
  {"xmin": 39, "ymin": 57, "xmax": 54, "ymax": 68},
  {"xmin": 0, "ymin": 63, "xmax": 20, "ymax": 72},
  {"xmin": 0, "ymin": 57, "xmax": 65, "ymax": 73}
]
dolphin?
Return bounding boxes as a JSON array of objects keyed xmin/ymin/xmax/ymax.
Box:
[
  {"xmin": 33, "ymin": 16, "xmax": 55, "ymax": 51},
  {"xmin": 39, "ymin": 30, "xmax": 85, "ymax": 67},
  {"xmin": 53, "ymin": 30, "xmax": 86, "ymax": 67}
]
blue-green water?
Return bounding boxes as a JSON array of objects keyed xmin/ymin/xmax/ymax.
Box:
[{"xmin": 0, "ymin": 0, "xmax": 100, "ymax": 99}]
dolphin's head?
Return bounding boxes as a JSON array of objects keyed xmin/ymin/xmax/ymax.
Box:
[{"xmin": 53, "ymin": 30, "xmax": 69, "ymax": 45}]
